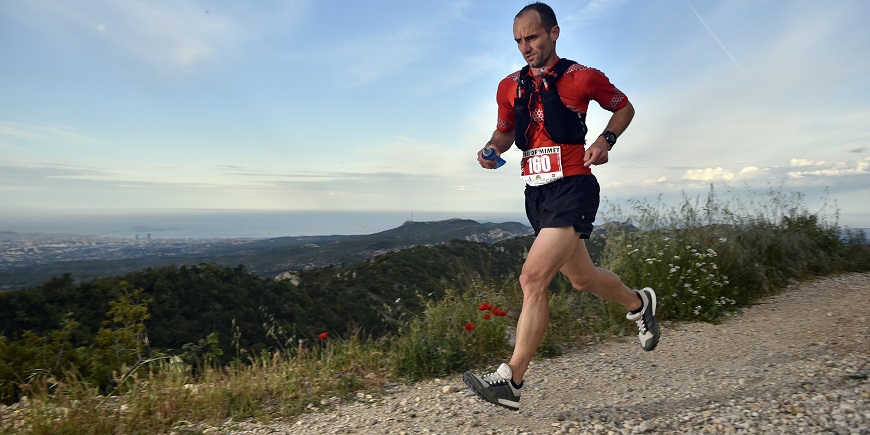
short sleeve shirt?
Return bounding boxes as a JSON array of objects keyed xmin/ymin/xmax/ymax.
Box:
[{"xmin": 496, "ymin": 58, "xmax": 628, "ymax": 177}]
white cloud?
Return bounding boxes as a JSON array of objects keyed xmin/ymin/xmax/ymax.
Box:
[
  {"xmin": 787, "ymin": 158, "xmax": 870, "ymax": 179},
  {"xmin": 0, "ymin": 123, "xmax": 42, "ymax": 140},
  {"xmin": 738, "ymin": 166, "xmax": 762, "ymax": 177},
  {"xmin": 625, "ymin": 176, "xmax": 669, "ymax": 187},
  {"xmin": 648, "ymin": 157, "xmax": 869, "ymax": 200},
  {"xmin": 683, "ymin": 167, "xmax": 735, "ymax": 182},
  {"xmin": 0, "ymin": 121, "xmax": 104, "ymax": 146},
  {"xmin": 4, "ymin": 0, "xmax": 308, "ymax": 75}
]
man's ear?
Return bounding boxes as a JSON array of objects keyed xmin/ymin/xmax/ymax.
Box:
[{"xmin": 551, "ymin": 25, "xmax": 560, "ymax": 41}]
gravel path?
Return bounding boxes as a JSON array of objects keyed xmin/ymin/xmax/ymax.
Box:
[{"xmin": 220, "ymin": 273, "xmax": 869, "ymax": 434}]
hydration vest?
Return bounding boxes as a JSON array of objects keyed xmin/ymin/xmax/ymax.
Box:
[{"xmin": 513, "ymin": 58, "xmax": 588, "ymax": 151}]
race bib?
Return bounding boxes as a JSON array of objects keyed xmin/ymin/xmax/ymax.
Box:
[{"xmin": 521, "ymin": 146, "xmax": 564, "ymax": 186}]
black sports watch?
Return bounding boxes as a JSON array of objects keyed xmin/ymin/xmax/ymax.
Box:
[{"xmin": 600, "ymin": 130, "xmax": 617, "ymax": 150}]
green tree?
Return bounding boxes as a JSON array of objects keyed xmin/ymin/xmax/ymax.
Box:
[{"xmin": 90, "ymin": 282, "xmax": 152, "ymax": 389}]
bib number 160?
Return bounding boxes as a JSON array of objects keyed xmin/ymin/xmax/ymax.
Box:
[{"xmin": 526, "ymin": 155, "xmax": 552, "ymax": 174}]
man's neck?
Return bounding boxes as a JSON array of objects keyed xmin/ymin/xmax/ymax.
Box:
[{"xmin": 529, "ymin": 56, "xmax": 560, "ymax": 76}]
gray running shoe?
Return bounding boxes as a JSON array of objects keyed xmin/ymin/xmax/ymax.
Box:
[
  {"xmin": 462, "ymin": 363, "xmax": 522, "ymax": 410},
  {"xmin": 626, "ymin": 287, "xmax": 660, "ymax": 351}
]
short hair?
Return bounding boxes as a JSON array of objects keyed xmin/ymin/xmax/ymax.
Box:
[{"xmin": 515, "ymin": 2, "xmax": 558, "ymax": 30}]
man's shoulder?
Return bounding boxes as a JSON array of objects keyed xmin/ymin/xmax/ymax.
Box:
[
  {"xmin": 561, "ymin": 62, "xmax": 603, "ymax": 78},
  {"xmin": 497, "ymin": 70, "xmax": 522, "ymax": 96},
  {"xmin": 500, "ymin": 70, "xmax": 522, "ymax": 84},
  {"xmin": 557, "ymin": 62, "xmax": 612, "ymax": 93}
]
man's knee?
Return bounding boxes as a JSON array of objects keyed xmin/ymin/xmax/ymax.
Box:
[
  {"xmin": 569, "ymin": 274, "xmax": 595, "ymax": 293},
  {"xmin": 518, "ymin": 271, "xmax": 551, "ymax": 298}
]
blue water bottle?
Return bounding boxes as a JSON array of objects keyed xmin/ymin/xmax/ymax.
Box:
[{"xmin": 481, "ymin": 147, "xmax": 506, "ymax": 169}]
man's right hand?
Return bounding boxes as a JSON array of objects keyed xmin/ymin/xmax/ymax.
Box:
[
  {"xmin": 478, "ymin": 145, "xmax": 501, "ymax": 169},
  {"xmin": 479, "ymin": 130, "xmax": 514, "ymax": 169}
]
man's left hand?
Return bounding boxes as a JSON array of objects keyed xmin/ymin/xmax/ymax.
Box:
[{"xmin": 583, "ymin": 141, "xmax": 610, "ymax": 167}]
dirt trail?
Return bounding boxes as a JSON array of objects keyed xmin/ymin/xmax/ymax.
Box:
[{"xmin": 236, "ymin": 273, "xmax": 870, "ymax": 434}]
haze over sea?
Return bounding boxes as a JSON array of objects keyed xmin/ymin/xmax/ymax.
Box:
[
  {"xmin": 3, "ymin": 209, "xmax": 867, "ymax": 241},
  {"xmin": 0, "ymin": 210, "xmax": 531, "ymax": 240}
]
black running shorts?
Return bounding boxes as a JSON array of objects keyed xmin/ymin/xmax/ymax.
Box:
[{"xmin": 524, "ymin": 175, "xmax": 600, "ymax": 239}]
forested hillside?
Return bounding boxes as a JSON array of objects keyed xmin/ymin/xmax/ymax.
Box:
[
  {"xmin": 1, "ymin": 218, "xmax": 533, "ymax": 290},
  {"xmin": 0, "ymin": 237, "xmax": 540, "ymax": 364},
  {"xmin": 0, "ymin": 218, "xmax": 625, "ymax": 405}
]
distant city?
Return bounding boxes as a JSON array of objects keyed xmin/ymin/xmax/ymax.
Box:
[
  {"xmin": 2, "ymin": 209, "xmax": 865, "ymax": 291},
  {"xmin": 0, "ymin": 232, "xmax": 254, "ymax": 270},
  {"xmin": 0, "ymin": 217, "xmax": 537, "ymax": 291},
  {"xmin": 0, "ymin": 210, "xmax": 530, "ymax": 240}
]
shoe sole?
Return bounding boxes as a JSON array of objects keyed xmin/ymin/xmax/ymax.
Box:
[
  {"xmin": 461, "ymin": 372, "xmax": 520, "ymax": 411},
  {"xmin": 646, "ymin": 287, "xmax": 657, "ymax": 316},
  {"xmin": 641, "ymin": 287, "xmax": 660, "ymax": 351}
]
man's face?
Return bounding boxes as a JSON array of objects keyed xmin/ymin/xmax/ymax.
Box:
[{"xmin": 513, "ymin": 12, "xmax": 559, "ymax": 70}]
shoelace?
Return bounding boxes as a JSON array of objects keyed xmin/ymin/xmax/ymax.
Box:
[
  {"xmin": 635, "ymin": 317, "xmax": 648, "ymax": 334},
  {"xmin": 633, "ymin": 295, "xmax": 648, "ymax": 333},
  {"xmin": 482, "ymin": 371, "xmax": 508, "ymax": 386}
]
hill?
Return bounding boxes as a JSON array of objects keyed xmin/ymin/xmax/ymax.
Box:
[
  {"xmin": 0, "ymin": 218, "xmax": 533, "ymax": 290},
  {"xmin": 0, "ymin": 231, "xmax": 541, "ymax": 365}
]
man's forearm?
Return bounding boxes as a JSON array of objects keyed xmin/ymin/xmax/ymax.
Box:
[
  {"xmin": 487, "ymin": 129, "xmax": 514, "ymax": 154},
  {"xmin": 603, "ymin": 101, "xmax": 635, "ymax": 136}
]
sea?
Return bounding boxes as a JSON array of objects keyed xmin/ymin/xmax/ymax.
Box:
[
  {"xmin": 2, "ymin": 209, "xmax": 867, "ymax": 241},
  {"xmin": 0, "ymin": 210, "xmax": 531, "ymax": 239}
]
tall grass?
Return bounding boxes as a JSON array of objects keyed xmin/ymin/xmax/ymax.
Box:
[
  {"xmin": 3, "ymin": 187, "xmax": 868, "ymax": 433},
  {"xmin": 388, "ymin": 279, "xmax": 522, "ymax": 381},
  {"xmin": 3, "ymin": 337, "xmax": 390, "ymax": 434},
  {"xmin": 601, "ymin": 186, "xmax": 869, "ymax": 321}
]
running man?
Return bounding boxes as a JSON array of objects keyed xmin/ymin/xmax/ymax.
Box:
[{"xmin": 462, "ymin": 2, "xmax": 660, "ymax": 411}]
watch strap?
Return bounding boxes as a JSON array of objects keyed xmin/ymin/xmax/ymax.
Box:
[{"xmin": 600, "ymin": 130, "xmax": 617, "ymax": 150}]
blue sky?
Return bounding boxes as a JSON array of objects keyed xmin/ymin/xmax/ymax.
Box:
[{"xmin": 2, "ymin": 0, "xmax": 869, "ymax": 228}]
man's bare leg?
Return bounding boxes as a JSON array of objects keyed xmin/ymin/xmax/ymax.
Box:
[
  {"xmin": 462, "ymin": 228, "xmax": 660, "ymax": 408},
  {"xmin": 560, "ymin": 237, "xmax": 661, "ymax": 351},
  {"xmin": 507, "ymin": 226, "xmax": 580, "ymax": 383},
  {"xmin": 559, "ymin": 238, "xmax": 641, "ymax": 311}
]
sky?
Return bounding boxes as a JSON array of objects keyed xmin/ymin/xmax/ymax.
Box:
[{"xmin": 2, "ymin": 0, "xmax": 869, "ymax": 229}]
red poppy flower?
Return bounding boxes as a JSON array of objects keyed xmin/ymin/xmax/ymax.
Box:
[
  {"xmin": 318, "ymin": 332, "xmax": 329, "ymax": 340},
  {"xmin": 478, "ymin": 302, "xmax": 493, "ymax": 311},
  {"xmin": 484, "ymin": 313, "xmax": 491, "ymax": 320},
  {"xmin": 492, "ymin": 308, "xmax": 507, "ymax": 317},
  {"xmin": 464, "ymin": 323, "xmax": 475, "ymax": 331}
]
